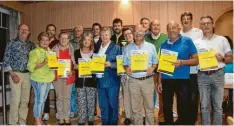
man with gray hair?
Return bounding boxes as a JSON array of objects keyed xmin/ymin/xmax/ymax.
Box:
[{"xmin": 70, "ymin": 25, "xmax": 84, "ymax": 50}]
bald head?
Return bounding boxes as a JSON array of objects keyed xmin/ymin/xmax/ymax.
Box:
[
  {"xmin": 133, "ymin": 24, "xmax": 145, "ymax": 45},
  {"xmin": 167, "ymin": 20, "xmax": 181, "ymax": 42},
  {"xmin": 150, "ymin": 20, "xmax": 160, "ymax": 36}
]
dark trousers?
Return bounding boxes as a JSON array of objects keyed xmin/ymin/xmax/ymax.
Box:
[
  {"xmin": 188, "ymin": 74, "xmax": 199, "ymax": 124},
  {"xmin": 44, "ymin": 89, "xmax": 57, "ymax": 113},
  {"xmin": 162, "ymin": 79, "xmax": 189, "ymax": 125}
]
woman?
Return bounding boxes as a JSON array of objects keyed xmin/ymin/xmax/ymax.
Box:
[
  {"xmin": 74, "ymin": 32, "xmax": 96, "ymax": 125},
  {"xmin": 27, "ymin": 32, "xmax": 55, "ymax": 125},
  {"xmin": 121, "ymin": 27, "xmax": 134, "ymax": 125},
  {"xmin": 94, "ymin": 27, "xmax": 121, "ymax": 125},
  {"xmin": 52, "ymin": 32, "xmax": 76, "ymax": 125}
]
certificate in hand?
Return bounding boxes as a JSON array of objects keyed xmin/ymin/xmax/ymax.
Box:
[
  {"xmin": 91, "ymin": 54, "xmax": 106, "ymax": 73},
  {"xmin": 198, "ymin": 49, "xmax": 218, "ymax": 71},
  {"xmin": 78, "ymin": 58, "xmax": 92, "ymax": 78},
  {"xmin": 57, "ymin": 59, "xmax": 71, "ymax": 78},
  {"xmin": 116, "ymin": 55, "xmax": 125, "ymax": 75},
  {"xmin": 46, "ymin": 51, "xmax": 58, "ymax": 69},
  {"xmin": 157, "ymin": 49, "xmax": 178, "ymax": 76},
  {"xmin": 130, "ymin": 50, "xmax": 148, "ymax": 73}
]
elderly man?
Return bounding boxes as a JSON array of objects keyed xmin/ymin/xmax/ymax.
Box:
[
  {"xmin": 180, "ymin": 11, "xmax": 203, "ymax": 124},
  {"xmin": 157, "ymin": 21, "xmax": 198, "ymax": 125},
  {"xmin": 70, "ymin": 25, "xmax": 84, "ymax": 50},
  {"xmin": 3, "ymin": 24, "xmax": 35, "ymax": 125},
  {"xmin": 110, "ymin": 18, "xmax": 125, "ymax": 47},
  {"xmin": 145, "ymin": 20, "xmax": 168, "ymax": 124},
  {"xmin": 123, "ymin": 24, "xmax": 158, "ymax": 125},
  {"xmin": 197, "ymin": 15, "xmax": 233, "ymax": 125}
]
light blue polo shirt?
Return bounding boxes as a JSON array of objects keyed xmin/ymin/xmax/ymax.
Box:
[
  {"xmin": 123, "ymin": 41, "xmax": 158, "ymax": 78},
  {"xmin": 160, "ymin": 35, "xmax": 197, "ymax": 79}
]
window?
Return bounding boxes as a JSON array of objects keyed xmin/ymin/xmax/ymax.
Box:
[{"xmin": 0, "ymin": 12, "xmax": 10, "ymax": 62}]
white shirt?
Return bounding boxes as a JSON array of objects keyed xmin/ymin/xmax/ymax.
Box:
[
  {"xmin": 80, "ymin": 50, "xmax": 93, "ymax": 58},
  {"xmin": 199, "ymin": 34, "xmax": 231, "ymax": 69},
  {"xmin": 181, "ymin": 27, "xmax": 203, "ymax": 74},
  {"xmin": 151, "ymin": 33, "xmax": 161, "ymax": 40},
  {"xmin": 98, "ymin": 41, "xmax": 111, "ymax": 54}
]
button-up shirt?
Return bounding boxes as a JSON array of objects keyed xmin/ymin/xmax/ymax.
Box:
[
  {"xmin": 3, "ymin": 37, "xmax": 35, "ymax": 72},
  {"xmin": 123, "ymin": 41, "xmax": 158, "ymax": 78},
  {"xmin": 70, "ymin": 38, "xmax": 80, "ymax": 51}
]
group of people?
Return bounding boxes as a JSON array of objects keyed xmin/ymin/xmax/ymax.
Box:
[{"xmin": 3, "ymin": 11, "xmax": 233, "ymax": 125}]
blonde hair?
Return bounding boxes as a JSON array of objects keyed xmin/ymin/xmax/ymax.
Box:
[
  {"xmin": 80, "ymin": 32, "xmax": 94, "ymax": 51},
  {"xmin": 58, "ymin": 31, "xmax": 70, "ymax": 39}
]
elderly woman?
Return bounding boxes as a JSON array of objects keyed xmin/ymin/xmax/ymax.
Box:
[
  {"xmin": 94, "ymin": 27, "xmax": 121, "ymax": 125},
  {"xmin": 27, "ymin": 32, "xmax": 55, "ymax": 125},
  {"xmin": 74, "ymin": 32, "xmax": 96, "ymax": 125},
  {"xmin": 52, "ymin": 32, "xmax": 76, "ymax": 125}
]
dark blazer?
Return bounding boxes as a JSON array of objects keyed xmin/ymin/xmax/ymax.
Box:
[
  {"xmin": 74, "ymin": 49, "xmax": 96, "ymax": 88},
  {"xmin": 94, "ymin": 41, "xmax": 122, "ymax": 88}
]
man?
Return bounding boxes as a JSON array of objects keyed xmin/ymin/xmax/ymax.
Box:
[
  {"xmin": 140, "ymin": 17, "xmax": 151, "ymax": 37},
  {"xmin": 43, "ymin": 24, "xmax": 59, "ymax": 121},
  {"xmin": 92, "ymin": 23, "xmax": 102, "ymax": 50},
  {"xmin": 70, "ymin": 25, "xmax": 83, "ymax": 50},
  {"xmin": 157, "ymin": 21, "xmax": 198, "ymax": 125},
  {"xmin": 180, "ymin": 11, "xmax": 203, "ymax": 124},
  {"xmin": 47, "ymin": 24, "xmax": 60, "ymax": 49},
  {"xmin": 123, "ymin": 24, "xmax": 158, "ymax": 125},
  {"xmin": 145, "ymin": 20, "xmax": 168, "ymax": 125},
  {"xmin": 198, "ymin": 15, "xmax": 232, "ymax": 125},
  {"xmin": 3, "ymin": 24, "xmax": 35, "ymax": 125},
  {"xmin": 110, "ymin": 18, "xmax": 125, "ymax": 47}
]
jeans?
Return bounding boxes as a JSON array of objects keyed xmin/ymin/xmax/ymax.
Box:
[
  {"xmin": 31, "ymin": 80, "xmax": 51, "ymax": 118},
  {"xmin": 198, "ymin": 70, "xmax": 224, "ymax": 125},
  {"xmin": 70, "ymin": 84, "xmax": 77, "ymax": 113}
]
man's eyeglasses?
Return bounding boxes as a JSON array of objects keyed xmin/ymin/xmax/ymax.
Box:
[{"xmin": 200, "ymin": 22, "xmax": 213, "ymax": 26}]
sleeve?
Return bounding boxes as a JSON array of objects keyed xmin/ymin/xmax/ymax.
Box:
[
  {"xmin": 3, "ymin": 42, "xmax": 13, "ymax": 72},
  {"xmin": 151, "ymin": 45, "xmax": 158, "ymax": 65},
  {"xmin": 188, "ymin": 38, "xmax": 198, "ymax": 56},
  {"xmin": 222, "ymin": 37, "xmax": 231, "ymax": 54},
  {"xmin": 27, "ymin": 50, "xmax": 38, "ymax": 73},
  {"xmin": 123, "ymin": 46, "xmax": 130, "ymax": 66},
  {"xmin": 110, "ymin": 45, "xmax": 121, "ymax": 69}
]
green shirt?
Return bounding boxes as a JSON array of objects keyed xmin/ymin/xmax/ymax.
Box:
[
  {"xmin": 145, "ymin": 33, "xmax": 168, "ymax": 53},
  {"xmin": 27, "ymin": 47, "xmax": 55, "ymax": 83}
]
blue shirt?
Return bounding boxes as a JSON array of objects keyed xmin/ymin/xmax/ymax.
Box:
[
  {"xmin": 224, "ymin": 49, "xmax": 234, "ymax": 73},
  {"xmin": 160, "ymin": 35, "xmax": 197, "ymax": 79},
  {"xmin": 3, "ymin": 37, "xmax": 35, "ymax": 72},
  {"xmin": 123, "ymin": 41, "xmax": 158, "ymax": 78}
]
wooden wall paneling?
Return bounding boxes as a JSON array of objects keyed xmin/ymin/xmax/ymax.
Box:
[
  {"xmin": 168, "ymin": 1, "xmax": 178, "ymax": 22},
  {"xmin": 213, "ymin": 1, "xmax": 224, "ymax": 21},
  {"xmin": 150, "ymin": 1, "xmax": 159, "ymax": 21},
  {"xmin": 159, "ymin": 1, "xmax": 168, "ymax": 33},
  {"xmin": 78, "ymin": 1, "xmax": 93, "ymax": 28},
  {"xmin": 101, "ymin": 1, "xmax": 111, "ymax": 26},
  {"xmin": 109, "ymin": 1, "xmax": 117, "ymax": 26},
  {"xmin": 30, "ymin": 3, "xmax": 38, "ymax": 42},
  {"xmin": 50, "ymin": 2, "xmax": 60, "ymax": 31},
  {"xmin": 176, "ymin": 1, "xmax": 186, "ymax": 23},
  {"xmin": 93, "ymin": 1, "xmax": 102, "ymax": 24},
  {"xmin": 70, "ymin": 2, "xmax": 79, "ymax": 28},
  {"xmin": 116, "ymin": 1, "xmax": 133, "ymax": 25},
  {"xmin": 194, "ymin": 1, "xmax": 204, "ymax": 28},
  {"xmin": 141, "ymin": 1, "xmax": 151, "ymax": 19},
  {"xmin": 132, "ymin": 1, "xmax": 142, "ymax": 24},
  {"xmin": 223, "ymin": 1, "xmax": 233, "ymax": 11},
  {"xmin": 185, "ymin": 1, "xmax": 195, "ymax": 14},
  {"xmin": 203, "ymin": 1, "xmax": 214, "ymax": 18}
]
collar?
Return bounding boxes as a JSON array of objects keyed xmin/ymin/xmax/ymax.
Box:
[
  {"xmin": 202, "ymin": 34, "xmax": 216, "ymax": 41},
  {"xmin": 14, "ymin": 36, "xmax": 30, "ymax": 43},
  {"xmin": 167, "ymin": 34, "xmax": 182, "ymax": 45},
  {"xmin": 151, "ymin": 33, "xmax": 161, "ymax": 40},
  {"xmin": 133, "ymin": 40, "xmax": 146, "ymax": 49}
]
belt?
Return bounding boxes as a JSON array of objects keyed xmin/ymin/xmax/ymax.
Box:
[
  {"xmin": 21, "ymin": 70, "xmax": 29, "ymax": 73},
  {"xmin": 130, "ymin": 75, "xmax": 153, "ymax": 80},
  {"xmin": 199, "ymin": 68, "xmax": 223, "ymax": 75}
]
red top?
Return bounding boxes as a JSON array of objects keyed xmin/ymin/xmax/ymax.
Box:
[{"xmin": 54, "ymin": 48, "xmax": 75, "ymax": 84}]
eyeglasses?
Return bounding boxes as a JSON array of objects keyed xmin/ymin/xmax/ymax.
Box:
[
  {"xmin": 124, "ymin": 32, "xmax": 132, "ymax": 37},
  {"xmin": 19, "ymin": 29, "xmax": 29, "ymax": 32},
  {"xmin": 60, "ymin": 38, "xmax": 69, "ymax": 40},
  {"xmin": 200, "ymin": 22, "xmax": 213, "ymax": 26}
]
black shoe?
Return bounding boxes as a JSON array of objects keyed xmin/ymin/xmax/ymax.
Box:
[
  {"xmin": 65, "ymin": 122, "xmax": 71, "ymax": 125},
  {"xmin": 158, "ymin": 121, "xmax": 166, "ymax": 125},
  {"xmin": 143, "ymin": 117, "xmax": 146, "ymax": 125},
  {"xmin": 174, "ymin": 119, "xmax": 180, "ymax": 125},
  {"xmin": 124, "ymin": 118, "xmax": 132, "ymax": 125},
  {"xmin": 88, "ymin": 121, "xmax": 94, "ymax": 125},
  {"xmin": 58, "ymin": 122, "xmax": 64, "ymax": 125},
  {"xmin": 78, "ymin": 123, "xmax": 85, "ymax": 125}
]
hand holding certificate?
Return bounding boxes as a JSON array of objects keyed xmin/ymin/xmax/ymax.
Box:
[
  {"xmin": 130, "ymin": 50, "xmax": 148, "ymax": 73},
  {"xmin": 78, "ymin": 58, "xmax": 92, "ymax": 78},
  {"xmin": 91, "ymin": 54, "xmax": 106, "ymax": 73},
  {"xmin": 58, "ymin": 59, "xmax": 71, "ymax": 78},
  {"xmin": 158, "ymin": 49, "xmax": 178, "ymax": 76},
  {"xmin": 198, "ymin": 49, "xmax": 218, "ymax": 71},
  {"xmin": 116, "ymin": 55, "xmax": 125, "ymax": 75},
  {"xmin": 46, "ymin": 51, "xmax": 58, "ymax": 69}
]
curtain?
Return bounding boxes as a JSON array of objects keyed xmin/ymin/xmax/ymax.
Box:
[{"xmin": 9, "ymin": 10, "xmax": 19, "ymax": 40}]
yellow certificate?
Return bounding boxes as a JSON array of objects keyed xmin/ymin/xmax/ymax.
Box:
[
  {"xmin": 78, "ymin": 58, "xmax": 92, "ymax": 78},
  {"xmin": 91, "ymin": 54, "xmax": 106, "ymax": 73},
  {"xmin": 158, "ymin": 49, "xmax": 178, "ymax": 76},
  {"xmin": 116, "ymin": 55, "xmax": 125, "ymax": 75},
  {"xmin": 198, "ymin": 49, "xmax": 218, "ymax": 71},
  {"xmin": 130, "ymin": 50, "xmax": 148, "ymax": 73},
  {"xmin": 57, "ymin": 59, "xmax": 71, "ymax": 78},
  {"xmin": 46, "ymin": 51, "xmax": 58, "ymax": 69}
]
